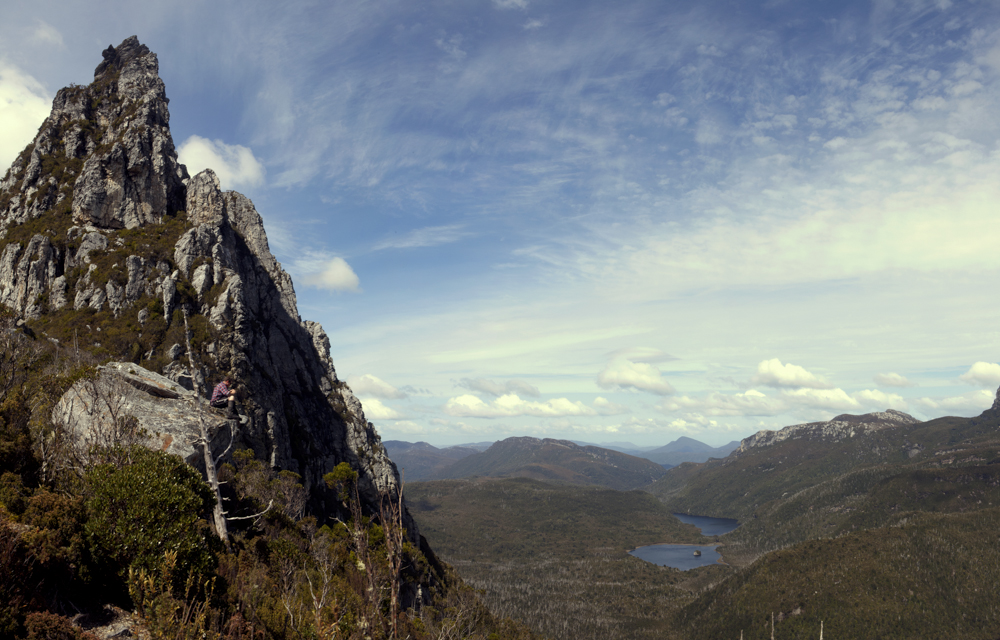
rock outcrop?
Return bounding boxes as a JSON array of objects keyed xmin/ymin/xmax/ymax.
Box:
[
  {"xmin": 0, "ymin": 37, "xmax": 411, "ymax": 538},
  {"xmin": 736, "ymin": 409, "xmax": 919, "ymax": 453},
  {"xmin": 56, "ymin": 362, "xmax": 233, "ymax": 468}
]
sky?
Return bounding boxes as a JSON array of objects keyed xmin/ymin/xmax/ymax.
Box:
[{"xmin": 2, "ymin": 0, "xmax": 1000, "ymax": 448}]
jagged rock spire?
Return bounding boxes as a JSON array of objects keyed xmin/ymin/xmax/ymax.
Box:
[
  {"xmin": 0, "ymin": 37, "xmax": 414, "ymax": 540},
  {"xmin": 0, "ymin": 35, "xmax": 188, "ymax": 231}
]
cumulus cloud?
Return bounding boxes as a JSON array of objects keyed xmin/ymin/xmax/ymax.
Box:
[
  {"xmin": 302, "ymin": 257, "xmax": 361, "ymax": 292},
  {"xmin": 780, "ymin": 387, "xmax": 861, "ymax": 412},
  {"xmin": 750, "ymin": 359, "xmax": 832, "ymax": 389},
  {"xmin": 915, "ymin": 389, "xmax": 994, "ymax": 414},
  {"xmin": 443, "ymin": 393, "xmax": 604, "ymax": 418},
  {"xmin": 0, "ymin": 61, "xmax": 50, "ymax": 173},
  {"xmin": 492, "ymin": 0, "xmax": 528, "ymax": 8},
  {"xmin": 360, "ymin": 397, "xmax": 404, "ymax": 420},
  {"xmin": 177, "ymin": 135, "xmax": 265, "ymax": 189},
  {"xmin": 347, "ymin": 374, "xmax": 407, "ymax": 399},
  {"xmin": 660, "ymin": 385, "xmax": 907, "ymax": 419},
  {"xmin": 458, "ymin": 377, "xmax": 540, "ymax": 397},
  {"xmin": 597, "ymin": 359, "xmax": 674, "ymax": 395},
  {"xmin": 958, "ymin": 362, "xmax": 1000, "ymax": 388},
  {"xmin": 852, "ymin": 389, "xmax": 908, "ymax": 411},
  {"xmin": 874, "ymin": 372, "xmax": 916, "ymax": 387}
]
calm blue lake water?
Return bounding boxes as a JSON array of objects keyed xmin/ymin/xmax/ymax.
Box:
[
  {"xmin": 628, "ymin": 544, "xmax": 725, "ymax": 570},
  {"xmin": 673, "ymin": 513, "xmax": 740, "ymax": 536},
  {"xmin": 628, "ymin": 514, "xmax": 740, "ymax": 570}
]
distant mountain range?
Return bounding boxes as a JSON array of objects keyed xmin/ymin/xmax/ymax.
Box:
[
  {"xmin": 431, "ymin": 436, "xmax": 668, "ymax": 490},
  {"xmin": 382, "ymin": 441, "xmax": 481, "ymax": 481},
  {"xmin": 385, "ymin": 435, "xmax": 740, "ymax": 482},
  {"xmin": 621, "ymin": 436, "xmax": 741, "ymax": 466},
  {"xmin": 406, "ymin": 402, "xmax": 1000, "ymax": 639}
]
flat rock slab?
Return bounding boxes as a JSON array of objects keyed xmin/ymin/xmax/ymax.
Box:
[
  {"xmin": 101, "ymin": 361, "xmax": 189, "ymax": 399},
  {"xmin": 56, "ymin": 362, "xmax": 234, "ymax": 467}
]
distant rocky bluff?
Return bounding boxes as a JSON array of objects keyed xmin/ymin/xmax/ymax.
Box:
[{"xmin": 0, "ymin": 37, "xmax": 411, "ymax": 535}]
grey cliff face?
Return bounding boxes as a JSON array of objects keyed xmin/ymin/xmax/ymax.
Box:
[{"xmin": 0, "ymin": 37, "xmax": 412, "ymax": 538}]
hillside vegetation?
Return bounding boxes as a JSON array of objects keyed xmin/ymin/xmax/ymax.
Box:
[
  {"xmin": 674, "ymin": 508, "xmax": 1000, "ymax": 639},
  {"xmin": 650, "ymin": 411, "xmax": 1000, "ymax": 562},
  {"xmin": 406, "ymin": 477, "xmax": 719, "ymax": 639},
  {"xmin": 408, "ymin": 407, "xmax": 1000, "ymax": 639},
  {"xmin": 383, "ymin": 441, "xmax": 478, "ymax": 481}
]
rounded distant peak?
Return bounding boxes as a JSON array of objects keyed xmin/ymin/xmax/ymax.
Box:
[{"xmin": 94, "ymin": 36, "xmax": 152, "ymax": 80}]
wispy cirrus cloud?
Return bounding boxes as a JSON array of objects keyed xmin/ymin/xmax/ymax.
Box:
[
  {"xmin": 443, "ymin": 393, "xmax": 623, "ymax": 418},
  {"xmin": 458, "ymin": 377, "xmax": 540, "ymax": 397},
  {"xmin": 373, "ymin": 225, "xmax": 471, "ymax": 251}
]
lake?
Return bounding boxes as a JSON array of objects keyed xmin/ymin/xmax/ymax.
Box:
[
  {"xmin": 672, "ymin": 513, "xmax": 739, "ymax": 536},
  {"xmin": 628, "ymin": 513, "xmax": 740, "ymax": 570}
]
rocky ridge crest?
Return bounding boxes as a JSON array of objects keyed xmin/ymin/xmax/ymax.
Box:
[
  {"xmin": 0, "ymin": 37, "xmax": 410, "ymax": 535},
  {"xmin": 736, "ymin": 409, "xmax": 920, "ymax": 453}
]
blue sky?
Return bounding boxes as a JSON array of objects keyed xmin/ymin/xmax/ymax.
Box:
[{"xmin": 3, "ymin": 0, "xmax": 1000, "ymax": 447}]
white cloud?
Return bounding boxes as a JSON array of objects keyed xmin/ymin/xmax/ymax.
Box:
[
  {"xmin": 373, "ymin": 225, "xmax": 470, "ymax": 250},
  {"xmin": 30, "ymin": 21, "xmax": 64, "ymax": 47},
  {"xmin": 780, "ymin": 388, "xmax": 861, "ymax": 412},
  {"xmin": 492, "ymin": 0, "xmax": 528, "ymax": 8},
  {"xmin": 751, "ymin": 359, "xmax": 832, "ymax": 389},
  {"xmin": 852, "ymin": 389, "xmax": 908, "ymax": 411},
  {"xmin": 958, "ymin": 362, "xmax": 1000, "ymax": 388},
  {"xmin": 915, "ymin": 389, "xmax": 995, "ymax": 414},
  {"xmin": 302, "ymin": 257, "xmax": 361, "ymax": 292},
  {"xmin": 347, "ymin": 374, "xmax": 407, "ymax": 399},
  {"xmin": 592, "ymin": 397, "xmax": 630, "ymax": 416},
  {"xmin": 606, "ymin": 347, "xmax": 676, "ymax": 364},
  {"xmin": 523, "ymin": 19, "xmax": 545, "ymax": 30},
  {"xmin": 443, "ymin": 393, "xmax": 600, "ymax": 418},
  {"xmin": 361, "ymin": 397, "xmax": 404, "ymax": 420},
  {"xmin": 670, "ymin": 415, "xmax": 718, "ymax": 429},
  {"xmin": 458, "ymin": 377, "xmax": 540, "ymax": 397},
  {"xmin": 597, "ymin": 358, "xmax": 674, "ymax": 395},
  {"xmin": 874, "ymin": 372, "xmax": 916, "ymax": 387},
  {"xmin": 177, "ymin": 135, "xmax": 265, "ymax": 189},
  {"xmin": 0, "ymin": 61, "xmax": 50, "ymax": 173},
  {"xmin": 660, "ymin": 389, "xmax": 786, "ymax": 417}
]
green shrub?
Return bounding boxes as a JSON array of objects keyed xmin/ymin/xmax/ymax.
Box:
[{"xmin": 84, "ymin": 447, "xmax": 218, "ymax": 592}]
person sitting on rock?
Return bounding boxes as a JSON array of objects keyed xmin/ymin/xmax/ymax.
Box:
[{"xmin": 211, "ymin": 376, "xmax": 238, "ymax": 419}]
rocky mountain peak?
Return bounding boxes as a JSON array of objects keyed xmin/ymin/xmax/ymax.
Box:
[
  {"xmin": 0, "ymin": 37, "xmax": 411, "ymax": 537},
  {"xmin": 1, "ymin": 35, "xmax": 186, "ymax": 232},
  {"xmin": 737, "ymin": 409, "xmax": 919, "ymax": 453}
]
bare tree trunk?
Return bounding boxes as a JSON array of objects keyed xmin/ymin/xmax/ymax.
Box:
[
  {"xmin": 182, "ymin": 307, "xmax": 229, "ymax": 545},
  {"xmin": 379, "ymin": 472, "xmax": 406, "ymax": 639}
]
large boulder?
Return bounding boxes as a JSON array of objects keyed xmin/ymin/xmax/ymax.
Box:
[{"xmin": 55, "ymin": 362, "xmax": 232, "ymax": 468}]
